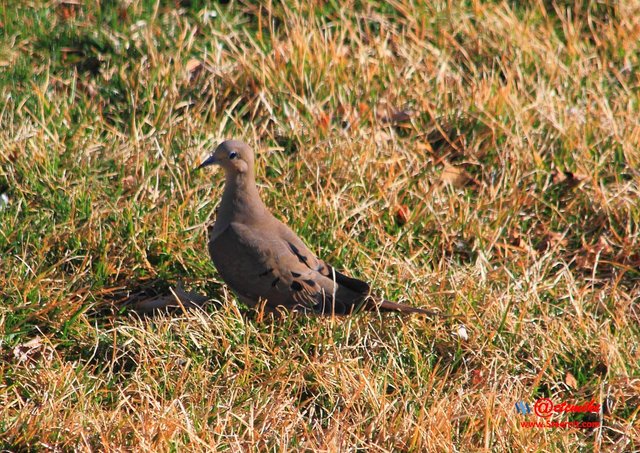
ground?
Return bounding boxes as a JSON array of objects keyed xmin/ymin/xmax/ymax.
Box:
[{"xmin": 0, "ymin": 1, "xmax": 638, "ymax": 451}]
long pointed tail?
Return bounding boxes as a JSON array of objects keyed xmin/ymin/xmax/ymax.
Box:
[{"xmin": 367, "ymin": 298, "xmax": 447, "ymax": 316}]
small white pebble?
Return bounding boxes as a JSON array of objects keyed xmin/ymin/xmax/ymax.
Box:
[
  {"xmin": 0, "ymin": 193, "xmax": 9, "ymax": 209},
  {"xmin": 454, "ymin": 324, "xmax": 469, "ymax": 341},
  {"xmin": 203, "ymin": 10, "xmax": 217, "ymax": 21}
]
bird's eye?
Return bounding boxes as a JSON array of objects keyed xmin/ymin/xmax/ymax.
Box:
[{"xmin": 229, "ymin": 151, "xmax": 238, "ymax": 159}]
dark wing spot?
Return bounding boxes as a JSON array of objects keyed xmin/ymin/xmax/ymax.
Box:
[
  {"xmin": 271, "ymin": 277, "xmax": 280, "ymax": 287},
  {"xmin": 291, "ymin": 281, "xmax": 303, "ymax": 291},
  {"xmin": 259, "ymin": 268, "xmax": 273, "ymax": 277},
  {"xmin": 303, "ymin": 279, "xmax": 316, "ymax": 287},
  {"xmin": 291, "ymin": 271, "xmax": 301, "ymax": 277},
  {"xmin": 288, "ymin": 242, "xmax": 309, "ymax": 265}
]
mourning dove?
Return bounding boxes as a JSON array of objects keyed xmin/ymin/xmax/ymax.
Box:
[{"xmin": 198, "ymin": 140, "xmax": 440, "ymax": 316}]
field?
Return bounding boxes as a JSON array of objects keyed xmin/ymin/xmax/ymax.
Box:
[{"xmin": 1, "ymin": 0, "xmax": 639, "ymax": 450}]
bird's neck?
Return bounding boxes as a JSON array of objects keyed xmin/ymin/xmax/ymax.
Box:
[{"xmin": 218, "ymin": 170, "xmax": 266, "ymax": 224}]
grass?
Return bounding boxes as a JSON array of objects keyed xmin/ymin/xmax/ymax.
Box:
[{"xmin": 0, "ymin": 0, "xmax": 638, "ymax": 450}]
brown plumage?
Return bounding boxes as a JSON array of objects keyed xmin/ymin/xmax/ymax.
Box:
[{"xmin": 199, "ymin": 140, "xmax": 439, "ymax": 316}]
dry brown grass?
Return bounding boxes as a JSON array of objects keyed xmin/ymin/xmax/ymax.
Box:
[{"xmin": 0, "ymin": 0, "xmax": 639, "ymax": 450}]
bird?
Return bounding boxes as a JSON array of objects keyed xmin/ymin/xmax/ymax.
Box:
[{"xmin": 198, "ymin": 140, "xmax": 441, "ymax": 316}]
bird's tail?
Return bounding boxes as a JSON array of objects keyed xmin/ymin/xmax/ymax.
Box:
[{"xmin": 366, "ymin": 298, "xmax": 446, "ymax": 316}]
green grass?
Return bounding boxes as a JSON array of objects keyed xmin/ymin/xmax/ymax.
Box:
[{"xmin": 1, "ymin": 0, "xmax": 639, "ymax": 450}]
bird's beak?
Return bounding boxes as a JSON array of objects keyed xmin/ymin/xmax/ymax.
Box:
[{"xmin": 197, "ymin": 154, "xmax": 217, "ymax": 170}]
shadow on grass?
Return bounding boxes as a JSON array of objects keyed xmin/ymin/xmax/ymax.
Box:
[{"xmin": 90, "ymin": 276, "xmax": 224, "ymax": 319}]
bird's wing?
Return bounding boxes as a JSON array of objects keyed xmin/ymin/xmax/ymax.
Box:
[
  {"xmin": 273, "ymin": 222, "xmax": 441, "ymax": 315},
  {"xmin": 276, "ymin": 221, "xmax": 373, "ymax": 291},
  {"xmin": 208, "ymin": 221, "xmax": 369, "ymax": 313}
]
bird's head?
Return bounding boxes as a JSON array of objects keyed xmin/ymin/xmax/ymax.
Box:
[{"xmin": 198, "ymin": 140, "xmax": 254, "ymax": 175}]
